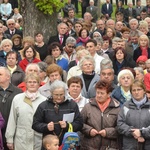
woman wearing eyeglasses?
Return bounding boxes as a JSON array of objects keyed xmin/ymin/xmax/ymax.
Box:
[
  {"xmin": 32, "ymin": 80, "xmax": 83, "ymax": 146},
  {"xmin": 5, "ymin": 74, "xmax": 46, "ymax": 150},
  {"xmin": 117, "ymin": 80, "xmax": 150, "ymax": 150}
]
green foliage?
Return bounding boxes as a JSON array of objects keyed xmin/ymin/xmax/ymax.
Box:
[{"xmin": 33, "ymin": 0, "xmax": 65, "ymax": 15}]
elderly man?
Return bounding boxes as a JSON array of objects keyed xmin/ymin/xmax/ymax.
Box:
[
  {"xmin": 95, "ymin": 19, "xmax": 106, "ymax": 36},
  {"xmin": 48, "ymin": 22, "xmax": 68, "ymax": 47},
  {"xmin": 0, "ymin": 67, "xmax": 22, "ymax": 150},
  {"xmin": 62, "ymin": 37, "xmax": 76, "ymax": 63},
  {"xmin": 100, "ymin": 59, "xmax": 118, "ymax": 89},
  {"xmin": 17, "ymin": 63, "xmax": 44, "ymax": 91},
  {"xmin": 4, "ymin": 19, "xmax": 23, "ymax": 39}
]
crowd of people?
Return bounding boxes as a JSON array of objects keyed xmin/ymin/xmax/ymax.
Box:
[{"xmin": 0, "ymin": 0, "xmax": 150, "ymax": 150}]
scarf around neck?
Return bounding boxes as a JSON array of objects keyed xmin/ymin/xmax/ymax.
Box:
[
  {"xmin": 140, "ymin": 46, "xmax": 148, "ymax": 58},
  {"xmin": 25, "ymin": 90, "xmax": 39, "ymax": 101}
]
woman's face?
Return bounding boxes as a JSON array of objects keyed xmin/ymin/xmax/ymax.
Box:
[
  {"xmin": 49, "ymin": 71, "xmax": 61, "ymax": 82},
  {"xmin": 25, "ymin": 47, "xmax": 34, "ymax": 59},
  {"xmin": 52, "ymin": 88, "xmax": 65, "ymax": 104},
  {"xmin": 26, "ymin": 78, "xmax": 39, "ymax": 93},
  {"xmin": 135, "ymin": 70, "xmax": 144, "ymax": 82},
  {"xmin": 96, "ymin": 88, "xmax": 109, "ymax": 103},
  {"xmin": 81, "ymin": 29, "xmax": 88, "ymax": 39},
  {"xmin": 13, "ymin": 38, "xmax": 20, "ymax": 46},
  {"xmin": 6, "ymin": 53, "xmax": 18, "ymax": 67},
  {"xmin": 137, "ymin": 61, "xmax": 146, "ymax": 70},
  {"xmin": 122, "ymin": 31, "xmax": 130, "ymax": 39},
  {"xmin": 3, "ymin": 42, "xmax": 12, "ymax": 53},
  {"xmin": 82, "ymin": 60, "xmax": 94, "ymax": 74},
  {"xmin": 119, "ymin": 74, "xmax": 133, "ymax": 88},
  {"xmin": 106, "ymin": 28, "xmax": 113, "ymax": 38},
  {"xmin": 131, "ymin": 85, "xmax": 145, "ymax": 101},
  {"xmin": 139, "ymin": 27, "xmax": 148, "ymax": 35},
  {"xmin": 102, "ymin": 40, "xmax": 109, "ymax": 49},
  {"xmin": 139, "ymin": 38, "xmax": 148, "ymax": 47},
  {"xmin": 51, "ymin": 46, "xmax": 61, "ymax": 58},
  {"xmin": 116, "ymin": 50, "xmax": 124, "ymax": 61}
]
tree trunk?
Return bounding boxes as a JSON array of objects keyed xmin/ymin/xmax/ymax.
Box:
[{"xmin": 19, "ymin": 0, "xmax": 58, "ymax": 43}]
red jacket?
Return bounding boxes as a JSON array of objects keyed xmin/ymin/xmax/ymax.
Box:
[{"xmin": 19, "ymin": 58, "xmax": 41, "ymax": 71}]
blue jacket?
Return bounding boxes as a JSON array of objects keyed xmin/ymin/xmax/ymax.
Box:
[{"xmin": 111, "ymin": 86, "xmax": 126, "ymax": 106}]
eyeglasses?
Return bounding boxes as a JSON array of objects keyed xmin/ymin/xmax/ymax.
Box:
[
  {"xmin": 67, "ymin": 45, "xmax": 75, "ymax": 48},
  {"xmin": 53, "ymin": 94, "xmax": 64, "ymax": 98},
  {"xmin": 8, "ymin": 23, "xmax": 14, "ymax": 25},
  {"xmin": 27, "ymin": 81, "xmax": 38, "ymax": 84}
]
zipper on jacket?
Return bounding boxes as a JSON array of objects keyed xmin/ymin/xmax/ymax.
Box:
[{"xmin": 99, "ymin": 112, "xmax": 104, "ymax": 149}]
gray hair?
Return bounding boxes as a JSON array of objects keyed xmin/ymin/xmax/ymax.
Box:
[
  {"xmin": 76, "ymin": 49, "xmax": 91, "ymax": 60},
  {"xmin": 66, "ymin": 37, "xmax": 76, "ymax": 45},
  {"xmin": 146, "ymin": 59, "xmax": 150, "ymax": 64},
  {"xmin": 94, "ymin": 37, "xmax": 103, "ymax": 45},
  {"xmin": 50, "ymin": 80, "xmax": 67, "ymax": 95},
  {"xmin": 57, "ymin": 22, "xmax": 67, "ymax": 29},
  {"xmin": 112, "ymin": 37, "xmax": 122, "ymax": 43},
  {"xmin": 6, "ymin": 19, "xmax": 15, "ymax": 25},
  {"xmin": 139, "ymin": 20, "xmax": 149, "ymax": 32},
  {"xmin": 25, "ymin": 63, "xmax": 40, "ymax": 73},
  {"xmin": 129, "ymin": 18, "xmax": 138, "ymax": 26},
  {"xmin": 38, "ymin": 62, "xmax": 48, "ymax": 72},
  {"xmin": 1, "ymin": 39, "xmax": 13, "ymax": 47},
  {"xmin": 0, "ymin": 67, "xmax": 11, "ymax": 79},
  {"xmin": 134, "ymin": 67, "xmax": 144, "ymax": 75},
  {"xmin": 79, "ymin": 55, "xmax": 95, "ymax": 69},
  {"xmin": 117, "ymin": 69, "xmax": 134, "ymax": 83},
  {"xmin": 100, "ymin": 59, "xmax": 113, "ymax": 69},
  {"xmin": 129, "ymin": 30, "xmax": 139, "ymax": 37}
]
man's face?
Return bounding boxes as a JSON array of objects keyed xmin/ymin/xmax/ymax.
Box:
[
  {"xmin": 130, "ymin": 36, "xmax": 139, "ymax": 44},
  {"xmin": 0, "ymin": 68, "xmax": 10, "ymax": 84},
  {"xmin": 68, "ymin": 10, "xmax": 75, "ymax": 18},
  {"xmin": 96, "ymin": 20, "xmax": 105, "ymax": 30},
  {"xmin": 7, "ymin": 21, "xmax": 15, "ymax": 30},
  {"xmin": 116, "ymin": 15, "xmax": 123, "ymax": 22},
  {"xmin": 115, "ymin": 22, "xmax": 123, "ymax": 31},
  {"xmin": 106, "ymin": 21, "xmax": 115, "ymax": 29},
  {"xmin": 140, "ymin": 12, "xmax": 147, "ymax": 20},
  {"xmin": 84, "ymin": 13, "xmax": 92, "ymax": 22},
  {"xmin": 74, "ymin": 23, "xmax": 82, "ymax": 33},
  {"xmin": 130, "ymin": 21, "xmax": 138, "ymax": 30},
  {"xmin": 3, "ymin": 42, "xmax": 12, "ymax": 53},
  {"xmin": 58, "ymin": 24, "xmax": 67, "ymax": 35},
  {"xmin": 100, "ymin": 69, "xmax": 114, "ymax": 83},
  {"xmin": 65, "ymin": 44, "xmax": 75, "ymax": 53}
]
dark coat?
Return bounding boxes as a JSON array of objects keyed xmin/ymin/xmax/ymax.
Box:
[
  {"xmin": 133, "ymin": 47, "xmax": 150, "ymax": 62},
  {"xmin": 4, "ymin": 29, "xmax": 23, "ymax": 39},
  {"xmin": 117, "ymin": 98, "xmax": 150, "ymax": 150},
  {"xmin": 124, "ymin": 8, "xmax": 137, "ymax": 23},
  {"xmin": 0, "ymin": 113, "xmax": 5, "ymax": 150},
  {"xmin": 47, "ymin": 34, "xmax": 69, "ymax": 48},
  {"xmin": 80, "ymin": 98, "xmax": 120, "ymax": 150},
  {"xmin": 101, "ymin": 3, "xmax": 113, "ymax": 17},
  {"xmin": 86, "ymin": 6, "xmax": 98, "ymax": 22},
  {"xmin": 0, "ymin": 83, "xmax": 22, "ymax": 148},
  {"xmin": 32, "ymin": 98, "xmax": 83, "ymax": 144}
]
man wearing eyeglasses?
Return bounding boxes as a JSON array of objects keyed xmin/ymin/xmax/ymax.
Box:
[
  {"xmin": 62, "ymin": 37, "xmax": 76, "ymax": 63},
  {"xmin": 4, "ymin": 19, "xmax": 23, "ymax": 39},
  {"xmin": 0, "ymin": 67, "xmax": 22, "ymax": 150}
]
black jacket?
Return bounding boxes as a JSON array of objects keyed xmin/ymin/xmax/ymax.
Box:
[{"xmin": 32, "ymin": 98, "xmax": 83, "ymax": 144}]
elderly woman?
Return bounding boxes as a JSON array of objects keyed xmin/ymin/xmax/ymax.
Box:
[
  {"xmin": 19, "ymin": 45, "xmax": 41, "ymax": 71},
  {"xmin": 111, "ymin": 69, "xmax": 134, "ymax": 106},
  {"xmin": 117, "ymin": 80, "xmax": 150, "ymax": 150},
  {"xmin": 67, "ymin": 76, "xmax": 89, "ymax": 112},
  {"xmin": 134, "ymin": 67, "xmax": 144, "ymax": 82},
  {"xmin": 38, "ymin": 64, "xmax": 63, "ymax": 97},
  {"xmin": 112, "ymin": 47, "xmax": 136, "ymax": 75},
  {"xmin": 48, "ymin": 42, "xmax": 68, "ymax": 72},
  {"xmin": 133, "ymin": 35, "xmax": 150, "ymax": 62},
  {"xmin": 6, "ymin": 51, "xmax": 25, "ymax": 86},
  {"xmin": 32, "ymin": 80, "xmax": 83, "ymax": 145},
  {"xmin": 79, "ymin": 55, "xmax": 100, "ymax": 99},
  {"xmin": 80, "ymin": 80, "xmax": 120, "ymax": 150},
  {"xmin": 0, "ymin": 39, "xmax": 21, "ymax": 66},
  {"xmin": 67, "ymin": 49, "xmax": 91, "ymax": 80},
  {"xmin": 5, "ymin": 74, "xmax": 46, "ymax": 150},
  {"xmin": 138, "ymin": 20, "xmax": 149, "ymax": 35}
]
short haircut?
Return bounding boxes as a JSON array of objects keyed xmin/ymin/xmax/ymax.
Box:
[
  {"xmin": 25, "ymin": 63, "xmax": 40, "ymax": 73},
  {"xmin": 117, "ymin": 69, "xmax": 134, "ymax": 83},
  {"xmin": 78, "ymin": 28, "xmax": 89, "ymax": 37},
  {"xmin": 11, "ymin": 34, "xmax": 22, "ymax": 43},
  {"xmin": 129, "ymin": 18, "xmax": 138, "ymax": 26},
  {"xmin": 24, "ymin": 73, "xmax": 41, "ymax": 85},
  {"xmin": 43, "ymin": 134, "xmax": 59, "ymax": 149},
  {"xmin": 130, "ymin": 80, "xmax": 146, "ymax": 92},
  {"xmin": 121, "ymin": 26, "xmax": 130, "ymax": 33},
  {"xmin": 1, "ymin": 39, "xmax": 13, "ymax": 47},
  {"xmin": 134, "ymin": 67, "xmax": 144, "ymax": 75},
  {"xmin": 100, "ymin": 59, "xmax": 113, "ymax": 69},
  {"xmin": 67, "ymin": 76, "xmax": 83, "ymax": 88},
  {"xmin": 38, "ymin": 62, "xmax": 48, "ymax": 72},
  {"xmin": 95, "ymin": 80, "xmax": 113, "ymax": 93},
  {"xmin": 6, "ymin": 19, "xmax": 15, "ymax": 25},
  {"xmin": 48, "ymin": 42, "xmax": 63, "ymax": 55},
  {"xmin": 85, "ymin": 39, "xmax": 97, "ymax": 46},
  {"xmin": 129, "ymin": 30, "xmax": 139, "ymax": 37},
  {"xmin": 6, "ymin": 51, "xmax": 18, "ymax": 61},
  {"xmin": 22, "ymin": 36, "xmax": 35, "ymax": 47},
  {"xmin": 46, "ymin": 64, "xmax": 63, "ymax": 76},
  {"xmin": 34, "ymin": 31, "xmax": 43, "ymax": 37},
  {"xmin": 66, "ymin": 37, "xmax": 76, "ymax": 45},
  {"xmin": 0, "ymin": 67, "xmax": 11, "ymax": 77},
  {"xmin": 23, "ymin": 45, "xmax": 37, "ymax": 58},
  {"xmin": 145, "ymin": 59, "xmax": 150, "ymax": 65},
  {"xmin": 114, "ymin": 47, "xmax": 127, "ymax": 59},
  {"xmin": 138, "ymin": 34, "xmax": 149, "ymax": 46}
]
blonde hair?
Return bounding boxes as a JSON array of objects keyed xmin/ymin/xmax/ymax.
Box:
[
  {"xmin": 138, "ymin": 34, "xmax": 149, "ymax": 46},
  {"xmin": 138, "ymin": 20, "xmax": 148, "ymax": 32}
]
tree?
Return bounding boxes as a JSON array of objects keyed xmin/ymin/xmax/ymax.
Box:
[{"xmin": 19, "ymin": 0, "xmax": 59, "ymax": 42}]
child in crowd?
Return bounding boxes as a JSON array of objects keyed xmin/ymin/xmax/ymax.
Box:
[
  {"xmin": 144, "ymin": 59, "xmax": 150, "ymax": 90},
  {"xmin": 43, "ymin": 135, "xmax": 59, "ymax": 150},
  {"xmin": 11, "ymin": 8, "xmax": 22, "ymax": 23}
]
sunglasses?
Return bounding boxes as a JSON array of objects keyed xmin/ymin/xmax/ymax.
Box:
[{"xmin": 68, "ymin": 45, "xmax": 75, "ymax": 48}]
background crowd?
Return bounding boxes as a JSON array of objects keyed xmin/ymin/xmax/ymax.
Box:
[{"xmin": 0, "ymin": 0, "xmax": 150, "ymax": 149}]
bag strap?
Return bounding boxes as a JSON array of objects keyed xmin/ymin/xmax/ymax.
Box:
[{"xmin": 68, "ymin": 123, "xmax": 73, "ymax": 132}]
